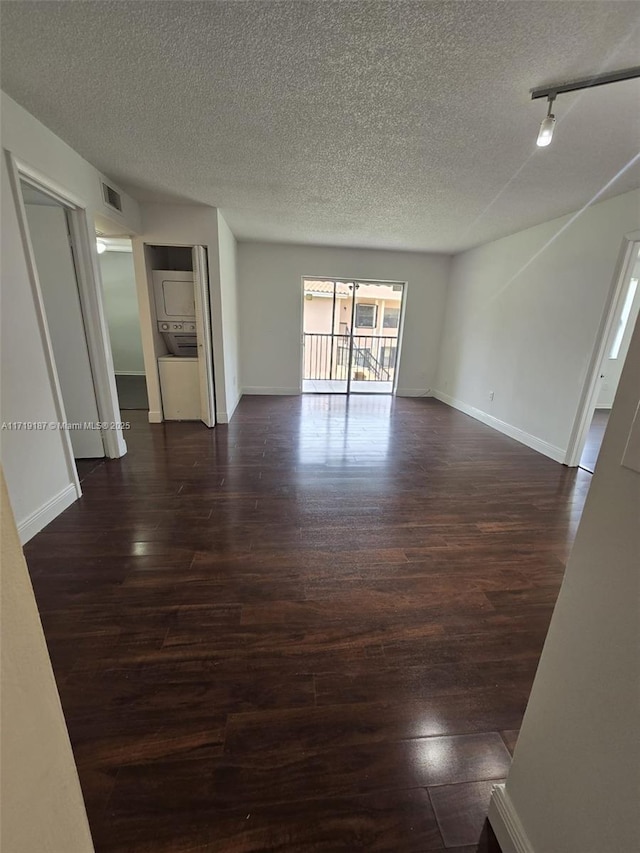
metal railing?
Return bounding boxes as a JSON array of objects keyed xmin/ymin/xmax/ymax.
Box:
[{"xmin": 303, "ymin": 333, "xmax": 398, "ymax": 382}]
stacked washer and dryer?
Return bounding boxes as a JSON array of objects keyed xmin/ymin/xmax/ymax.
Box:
[{"xmin": 153, "ymin": 269, "xmax": 201, "ymax": 420}]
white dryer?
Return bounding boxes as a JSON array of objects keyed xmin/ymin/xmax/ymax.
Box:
[{"xmin": 153, "ymin": 270, "xmax": 197, "ymax": 356}]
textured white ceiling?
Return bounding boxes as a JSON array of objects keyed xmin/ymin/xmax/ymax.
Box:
[{"xmin": 2, "ymin": 1, "xmax": 639, "ymax": 252}]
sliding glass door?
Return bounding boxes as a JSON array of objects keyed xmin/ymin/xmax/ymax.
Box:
[{"xmin": 302, "ymin": 278, "xmax": 404, "ymax": 394}]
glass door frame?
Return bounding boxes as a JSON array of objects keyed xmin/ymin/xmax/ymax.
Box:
[{"xmin": 301, "ymin": 276, "xmax": 407, "ymax": 396}]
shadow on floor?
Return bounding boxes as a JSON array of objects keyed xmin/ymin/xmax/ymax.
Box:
[
  {"xmin": 476, "ymin": 820, "xmax": 503, "ymax": 852},
  {"xmin": 115, "ymin": 374, "xmax": 148, "ymax": 410}
]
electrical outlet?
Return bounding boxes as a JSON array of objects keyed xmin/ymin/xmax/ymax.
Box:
[{"xmin": 489, "ymin": 391, "xmax": 495, "ymax": 401}]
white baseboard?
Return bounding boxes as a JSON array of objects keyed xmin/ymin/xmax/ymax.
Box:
[
  {"xmin": 18, "ymin": 482, "xmax": 78, "ymax": 544},
  {"xmin": 432, "ymin": 390, "xmax": 565, "ymax": 463},
  {"xmin": 489, "ymin": 784, "xmax": 535, "ymax": 853},
  {"xmin": 396, "ymin": 388, "xmax": 431, "ymax": 397},
  {"xmin": 223, "ymin": 390, "xmax": 243, "ymax": 423},
  {"xmin": 217, "ymin": 395, "xmax": 242, "ymax": 424},
  {"xmin": 242, "ymin": 387, "xmax": 300, "ymax": 395},
  {"xmin": 148, "ymin": 410, "xmax": 163, "ymax": 424}
]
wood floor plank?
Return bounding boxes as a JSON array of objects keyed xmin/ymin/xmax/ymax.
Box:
[
  {"xmin": 224, "ymin": 693, "xmax": 528, "ymax": 762},
  {"xmin": 90, "ymin": 788, "xmax": 445, "ymax": 852},
  {"xmin": 105, "ymin": 733, "xmax": 510, "ymax": 815}
]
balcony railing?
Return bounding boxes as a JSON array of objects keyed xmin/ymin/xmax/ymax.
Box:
[{"xmin": 303, "ymin": 333, "xmax": 398, "ymax": 382}]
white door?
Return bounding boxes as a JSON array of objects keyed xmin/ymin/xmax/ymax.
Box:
[
  {"xmin": 192, "ymin": 245, "xmax": 216, "ymax": 427},
  {"xmin": 24, "ymin": 201, "xmax": 104, "ymax": 457},
  {"xmin": 597, "ymin": 272, "xmax": 640, "ymax": 408}
]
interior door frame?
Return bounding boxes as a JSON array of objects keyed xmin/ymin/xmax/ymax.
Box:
[
  {"xmin": 564, "ymin": 231, "xmax": 640, "ymax": 467},
  {"xmin": 6, "ymin": 152, "xmax": 128, "ymax": 488},
  {"xmin": 193, "ymin": 245, "xmax": 217, "ymax": 427},
  {"xmin": 300, "ymin": 276, "xmax": 408, "ymax": 395}
]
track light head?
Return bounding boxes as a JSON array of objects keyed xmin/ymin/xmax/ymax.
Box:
[
  {"xmin": 536, "ymin": 94, "xmax": 556, "ymax": 148},
  {"xmin": 537, "ymin": 113, "xmax": 556, "ymax": 147}
]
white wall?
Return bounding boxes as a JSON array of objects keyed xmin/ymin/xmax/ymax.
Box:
[
  {"xmin": 99, "ymin": 250, "xmax": 145, "ymax": 375},
  {"xmin": 597, "ymin": 254, "xmax": 640, "ymax": 408},
  {"xmin": 237, "ymin": 242, "xmax": 450, "ymax": 395},
  {"xmin": 490, "ymin": 312, "xmax": 640, "ymax": 853},
  {"xmin": 216, "ymin": 211, "xmax": 241, "ymax": 421},
  {"xmin": 132, "ymin": 203, "xmax": 234, "ymax": 424},
  {"xmin": 1, "ymin": 471, "xmax": 95, "ymax": 853},
  {"xmin": 25, "ymin": 204, "xmax": 103, "ymax": 458},
  {"xmin": 0, "ymin": 92, "xmax": 140, "ymax": 538},
  {"xmin": 434, "ymin": 189, "xmax": 640, "ymax": 462}
]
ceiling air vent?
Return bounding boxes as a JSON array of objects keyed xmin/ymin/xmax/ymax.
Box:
[{"xmin": 101, "ymin": 180, "xmax": 123, "ymax": 213}]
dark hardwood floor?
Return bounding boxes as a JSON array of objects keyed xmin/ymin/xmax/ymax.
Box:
[
  {"xmin": 579, "ymin": 408, "xmax": 610, "ymax": 474},
  {"xmin": 23, "ymin": 396, "xmax": 592, "ymax": 852},
  {"xmin": 75, "ymin": 457, "xmax": 107, "ymax": 483}
]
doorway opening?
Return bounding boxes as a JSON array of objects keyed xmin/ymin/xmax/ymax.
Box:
[
  {"xmin": 567, "ymin": 240, "xmax": 640, "ymax": 472},
  {"xmin": 20, "ymin": 180, "xmax": 105, "ymax": 470},
  {"xmin": 302, "ymin": 278, "xmax": 405, "ymax": 394},
  {"xmin": 96, "ymin": 235, "xmax": 148, "ymax": 413},
  {"xmin": 579, "ymin": 246, "xmax": 640, "ymax": 472}
]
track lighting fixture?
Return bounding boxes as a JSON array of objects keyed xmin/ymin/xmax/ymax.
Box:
[
  {"xmin": 531, "ymin": 65, "xmax": 640, "ymax": 149},
  {"xmin": 536, "ymin": 95, "xmax": 556, "ymax": 147}
]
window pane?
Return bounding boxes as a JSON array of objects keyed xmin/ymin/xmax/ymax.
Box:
[
  {"xmin": 383, "ymin": 307, "xmax": 399, "ymax": 328},
  {"xmin": 355, "ymin": 303, "xmax": 377, "ymax": 328},
  {"xmin": 609, "ymin": 278, "xmax": 638, "ymax": 359},
  {"xmin": 380, "ymin": 344, "xmax": 397, "ymax": 368}
]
